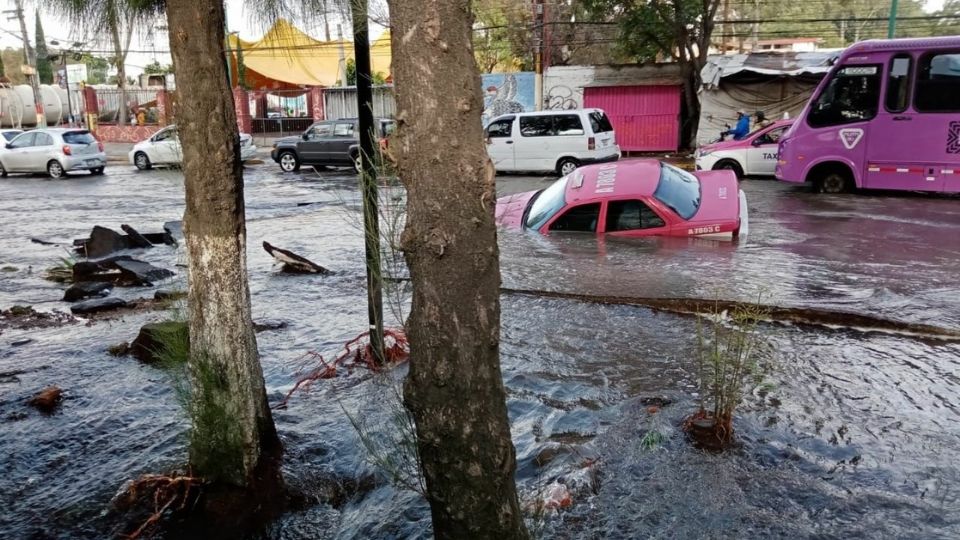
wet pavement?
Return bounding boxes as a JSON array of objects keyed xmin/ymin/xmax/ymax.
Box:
[{"xmin": 0, "ymin": 162, "xmax": 958, "ymax": 538}]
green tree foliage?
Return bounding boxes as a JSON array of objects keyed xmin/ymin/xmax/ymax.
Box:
[
  {"xmin": 721, "ymin": 0, "xmax": 945, "ymax": 48},
  {"xmin": 1, "ymin": 48, "xmax": 26, "ymax": 84},
  {"xmin": 344, "ymin": 58, "xmax": 387, "ymax": 85},
  {"xmin": 143, "ymin": 60, "xmax": 173, "ymax": 74},
  {"xmin": 35, "ymin": 11, "xmax": 53, "ymax": 84},
  {"xmin": 582, "ymin": 0, "xmax": 721, "ymax": 148},
  {"xmin": 81, "ymin": 54, "xmax": 110, "ymax": 84},
  {"xmin": 472, "ymin": 0, "xmax": 532, "ymax": 72}
]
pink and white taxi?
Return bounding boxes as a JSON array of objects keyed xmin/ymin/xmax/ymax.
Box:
[
  {"xmin": 496, "ymin": 160, "xmax": 748, "ymax": 239},
  {"xmin": 696, "ymin": 119, "xmax": 794, "ymax": 178}
]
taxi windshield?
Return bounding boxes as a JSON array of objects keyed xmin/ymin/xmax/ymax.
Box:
[{"xmin": 524, "ymin": 175, "xmax": 569, "ymax": 230}]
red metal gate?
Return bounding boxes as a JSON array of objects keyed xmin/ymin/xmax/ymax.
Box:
[{"xmin": 583, "ymin": 85, "xmax": 680, "ymax": 152}]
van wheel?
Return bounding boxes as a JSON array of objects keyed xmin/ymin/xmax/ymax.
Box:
[
  {"xmin": 815, "ymin": 171, "xmax": 852, "ymax": 194},
  {"xmin": 557, "ymin": 158, "xmax": 579, "ymax": 177},
  {"xmin": 278, "ymin": 151, "xmax": 300, "ymax": 172},
  {"xmin": 0, "ymin": 162, "xmax": 7, "ymax": 178},
  {"xmin": 714, "ymin": 159, "xmax": 744, "ymax": 179},
  {"xmin": 47, "ymin": 160, "xmax": 65, "ymax": 179},
  {"xmin": 134, "ymin": 152, "xmax": 152, "ymax": 171}
]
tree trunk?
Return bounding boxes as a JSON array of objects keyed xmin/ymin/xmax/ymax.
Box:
[
  {"xmin": 165, "ymin": 0, "xmax": 281, "ymax": 490},
  {"xmin": 108, "ymin": 2, "xmax": 127, "ymax": 126},
  {"xmin": 388, "ymin": 0, "xmax": 528, "ymax": 538}
]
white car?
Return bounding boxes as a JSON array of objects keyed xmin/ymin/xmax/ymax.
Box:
[
  {"xmin": 129, "ymin": 125, "xmax": 257, "ymax": 170},
  {"xmin": 695, "ymin": 120, "xmax": 793, "ymax": 178},
  {"xmin": 0, "ymin": 128, "xmax": 107, "ymax": 178},
  {"xmin": 484, "ymin": 108, "xmax": 621, "ymax": 176}
]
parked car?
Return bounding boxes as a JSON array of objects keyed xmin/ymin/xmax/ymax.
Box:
[
  {"xmin": 271, "ymin": 118, "xmax": 396, "ymax": 173},
  {"xmin": 484, "ymin": 108, "xmax": 621, "ymax": 176},
  {"xmin": 696, "ymin": 119, "xmax": 793, "ymax": 178},
  {"xmin": 0, "ymin": 128, "xmax": 106, "ymax": 178},
  {"xmin": 0, "ymin": 129, "xmax": 23, "ymax": 142},
  {"xmin": 496, "ymin": 160, "xmax": 748, "ymax": 239},
  {"xmin": 129, "ymin": 125, "xmax": 258, "ymax": 170}
]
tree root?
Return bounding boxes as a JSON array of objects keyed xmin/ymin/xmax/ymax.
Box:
[
  {"xmin": 275, "ymin": 328, "xmax": 410, "ymax": 409},
  {"xmin": 119, "ymin": 474, "xmax": 202, "ymax": 539}
]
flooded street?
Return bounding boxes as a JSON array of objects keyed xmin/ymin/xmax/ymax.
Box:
[{"xmin": 1, "ymin": 164, "xmax": 958, "ymax": 538}]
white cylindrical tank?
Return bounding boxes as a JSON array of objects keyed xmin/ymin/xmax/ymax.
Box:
[
  {"xmin": 14, "ymin": 85, "xmax": 36, "ymax": 126},
  {"xmin": 0, "ymin": 87, "xmax": 24, "ymax": 128},
  {"xmin": 40, "ymin": 85, "xmax": 63, "ymax": 125}
]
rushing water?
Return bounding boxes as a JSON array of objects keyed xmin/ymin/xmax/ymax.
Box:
[{"xmin": 0, "ymin": 165, "xmax": 958, "ymax": 538}]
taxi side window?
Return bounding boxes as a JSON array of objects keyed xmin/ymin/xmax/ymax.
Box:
[
  {"xmin": 549, "ymin": 202, "xmax": 600, "ymax": 232},
  {"xmin": 755, "ymin": 127, "xmax": 786, "ymax": 145},
  {"xmin": 606, "ymin": 200, "xmax": 666, "ymax": 231}
]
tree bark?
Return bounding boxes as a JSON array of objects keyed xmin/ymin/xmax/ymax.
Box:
[
  {"xmin": 165, "ymin": 0, "xmax": 281, "ymax": 489},
  {"xmin": 388, "ymin": 1, "xmax": 528, "ymax": 538}
]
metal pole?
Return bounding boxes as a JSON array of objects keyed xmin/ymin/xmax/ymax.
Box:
[
  {"xmin": 13, "ymin": 0, "xmax": 44, "ymax": 127},
  {"xmin": 887, "ymin": 0, "xmax": 899, "ymax": 39},
  {"xmin": 352, "ymin": 0, "xmax": 385, "ymax": 364},
  {"xmin": 63, "ymin": 57, "xmax": 73, "ymax": 126}
]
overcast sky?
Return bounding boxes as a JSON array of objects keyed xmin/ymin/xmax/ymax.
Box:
[{"xmin": 0, "ymin": 0, "xmax": 943, "ymax": 78}]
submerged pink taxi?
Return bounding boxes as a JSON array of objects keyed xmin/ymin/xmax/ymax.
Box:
[{"xmin": 496, "ymin": 160, "xmax": 748, "ymax": 239}]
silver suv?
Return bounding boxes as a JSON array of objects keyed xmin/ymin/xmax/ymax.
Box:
[{"xmin": 0, "ymin": 129, "xmax": 107, "ymax": 178}]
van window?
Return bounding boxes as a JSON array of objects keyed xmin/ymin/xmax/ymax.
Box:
[
  {"xmin": 555, "ymin": 115, "xmax": 584, "ymax": 135},
  {"xmin": 808, "ymin": 65, "xmax": 881, "ymax": 128},
  {"xmin": 606, "ymin": 200, "xmax": 666, "ymax": 231},
  {"xmin": 549, "ymin": 202, "xmax": 600, "ymax": 232},
  {"xmin": 520, "ymin": 116, "xmax": 554, "ymax": 137},
  {"xmin": 589, "ymin": 112, "xmax": 614, "ymax": 133},
  {"xmin": 885, "ymin": 55, "xmax": 912, "ymax": 113},
  {"xmin": 915, "ymin": 53, "xmax": 960, "ymax": 113},
  {"xmin": 486, "ymin": 117, "xmax": 514, "ymax": 138}
]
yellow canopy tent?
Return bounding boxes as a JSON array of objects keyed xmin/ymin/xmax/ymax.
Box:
[{"xmin": 227, "ymin": 19, "xmax": 392, "ymax": 90}]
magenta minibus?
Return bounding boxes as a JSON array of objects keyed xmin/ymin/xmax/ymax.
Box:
[{"xmin": 776, "ymin": 37, "xmax": 960, "ymax": 194}]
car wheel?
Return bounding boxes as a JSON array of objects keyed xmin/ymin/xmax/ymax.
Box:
[
  {"xmin": 47, "ymin": 160, "xmax": 65, "ymax": 179},
  {"xmin": 0, "ymin": 161, "xmax": 7, "ymax": 178},
  {"xmin": 134, "ymin": 152, "xmax": 152, "ymax": 171},
  {"xmin": 714, "ymin": 160, "xmax": 744, "ymax": 179},
  {"xmin": 91, "ymin": 167, "xmax": 105, "ymax": 176},
  {"xmin": 278, "ymin": 151, "xmax": 300, "ymax": 172},
  {"xmin": 557, "ymin": 158, "xmax": 579, "ymax": 177},
  {"xmin": 815, "ymin": 171, "xmax": 851, "ymax": 194},
  {"xmin": 352, "ymin": 152, "xmax": 362, "ymax": 174}
]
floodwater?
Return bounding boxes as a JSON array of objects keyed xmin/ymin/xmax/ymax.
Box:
[{"xmin": 0, "ymin": 163, "xmax": 958, "ymax": 539}]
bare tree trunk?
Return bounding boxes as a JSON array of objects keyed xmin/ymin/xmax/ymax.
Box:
[
  {"xmin": 166, "ymin": 0, "xmax": 281, "ymax": 490},
  {"xmin": 388, "ymin": 0, "xmax": 528, "ymax": 538}
]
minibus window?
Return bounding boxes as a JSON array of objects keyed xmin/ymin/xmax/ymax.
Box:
[
  {"xmin": 885, "ymin": 55, "xmax": 912, "ymax": 113},
  {"xmin": 915, "ymin": 53, "xmax": 960, "ymax": 113},
  {"xmin": 808, "ymin": 65, "xmax": 881, "ymax": 128}
]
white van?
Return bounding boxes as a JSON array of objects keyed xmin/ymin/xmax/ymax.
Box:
[{"xmin": 484, "ymin": 109, "xmax": 621, "ymax": 176}]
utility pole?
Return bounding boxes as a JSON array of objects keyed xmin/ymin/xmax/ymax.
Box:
[
  {"xmin": 533, "ymin": 0, "xmax": 544, "ymax": 110},
  {"xmin": 887, "ymin": 0, "xmax": 899, "ymax": 39},
  {"xmin": 7, "ymin": 0, "xmax": 44, "ymax": 126},
  {"xmin": 337, "ymin": 23, "xmax": 346, "ymax": 86},
  {"xmin": 351, "ymin": 0, "xmax": 385, "ymax": 365},
  {"xmin": 722, "ymin": 0, "xmax": 730, "ymax": 52}
]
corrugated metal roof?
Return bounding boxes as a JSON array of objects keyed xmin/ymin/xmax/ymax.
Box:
[{"xmin": 701, "ymin": 51, "xmax": 839, "ymax": 88}]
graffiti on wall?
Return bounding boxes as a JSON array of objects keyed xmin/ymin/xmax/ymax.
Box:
[
  {"xmin": 545, "ymin": 84, "xmax": 581, "ymax": 111},
  {"xmin": 481, "ymin": 72, "xmax": 535, "ymax": 125}
]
